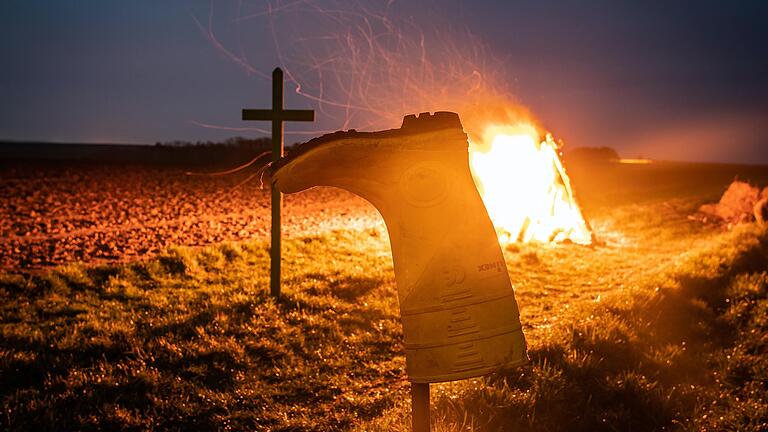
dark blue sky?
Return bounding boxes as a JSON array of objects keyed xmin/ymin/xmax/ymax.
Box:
[{"xmin": 1, "ymin": 1, "xmax": 766, "ymax": 163}]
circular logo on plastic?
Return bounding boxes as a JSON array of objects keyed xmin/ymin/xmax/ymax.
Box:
[
  {"xmin": 400, "ymin": 161, "xmax": 450, "ymax": 207},
  {"xmin": 440, "ymin": 263, "xmax": 466, "ymax": 287}
]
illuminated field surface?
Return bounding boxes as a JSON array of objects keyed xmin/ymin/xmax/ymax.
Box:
[
  {"xmin": 0, "ymin": 162, "xmax": 378, "ymax": 272},
  {"xmin": 1, "ymin": 160, "xmax": 768, "ymax": 431}
]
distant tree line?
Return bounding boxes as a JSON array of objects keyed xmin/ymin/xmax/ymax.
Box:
[
  {"xmin": 0, "ymin": 137, "xmax": 274, "ymax": 168},
  {"xmin": 153, "ymin": 137, "xmax": 272, "ymax": 167},
  {"xmin": 564, "ymin": 146, "xmax": 621, "ymax": 163}
]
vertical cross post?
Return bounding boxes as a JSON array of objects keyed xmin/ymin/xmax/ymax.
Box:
[
  {"xmin": 268, "ymin": 69, "xmax": 284, "ymax": 299},
  {"xmin": 242, "ymin": 68, "xmax": 314, "ymax": 298}
]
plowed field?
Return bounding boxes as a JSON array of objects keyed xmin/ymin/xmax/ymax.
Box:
[{"xmin": 0, "ymin": 162, "xmax": 379, "ymax": 272}]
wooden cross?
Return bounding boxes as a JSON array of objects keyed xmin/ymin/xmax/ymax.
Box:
[{"xmin": 242, "ymin": 67, "xmax": 314, "ymax": 298}]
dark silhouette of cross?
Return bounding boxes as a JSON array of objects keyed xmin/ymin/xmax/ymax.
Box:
[{"xmin": 242, "ymin": 67, "xmax": 314, "ymax": 298}]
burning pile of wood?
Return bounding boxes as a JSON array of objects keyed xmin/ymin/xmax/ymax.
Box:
[{"xmin": 697, "ymin": 180, "xmax": 768, "ymax": 225}]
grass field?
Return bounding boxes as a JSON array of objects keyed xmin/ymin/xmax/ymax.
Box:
[{"xmin": 1, "ymin": 160, "xmax": 768, "ymax": 431}]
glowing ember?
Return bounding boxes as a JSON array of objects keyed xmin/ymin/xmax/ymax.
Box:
[{"xmin": 469, "ymin": 124, "xmax": 593, "ymax": 245}]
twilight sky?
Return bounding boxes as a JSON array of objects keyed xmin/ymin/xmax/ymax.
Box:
[{"xmin": 1, "ymin": 1, "xmax": 766, "ymax": 163}]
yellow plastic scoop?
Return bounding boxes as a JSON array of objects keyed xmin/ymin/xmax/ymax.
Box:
[{"xmin": 270, "ymin": 111, "xmax": 528, "ymax": 383}]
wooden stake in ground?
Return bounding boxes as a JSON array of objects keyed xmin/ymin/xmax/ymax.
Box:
[
  {"xmin": 412, "ymin": 383, "xmax": 430, "ymax": 432},
  {"xmin": 242, "ymin": 67, "xmax": 314, "ymax": 297}
]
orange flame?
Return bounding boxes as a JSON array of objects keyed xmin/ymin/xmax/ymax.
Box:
[{"xmin": 468, "ymin": 123, "xmax": 593, "ymax": 245}]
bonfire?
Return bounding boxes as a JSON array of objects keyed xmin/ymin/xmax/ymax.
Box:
[{"xmin": 468, "ymin": 123, "xmax": 593, "ymax": 245}]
